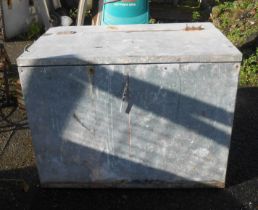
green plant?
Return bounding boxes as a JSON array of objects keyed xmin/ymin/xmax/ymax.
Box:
[
  {"xmin": 211, "ymin": 0, "xmax": 258, "ymax": 47},
  {"xmin": 192, "ymin": 11, "xmax": 201, "ymax": 21},
  {"xmin": 26, "ymin": 21, "xmax": 43, "ymax": 40},
  {"xmin": 69, "ymin": 8, "xmax": 78, "ymax": 19},
  {"xmin": 69, "ymin": 8, "xmax": 92, "ymax": 20},
  {"xmin": 239, "ymin": 48, "xmax": 258, "ymax": 86},
  {"xmin": 149, "ymin": 18, "xmax": 157, "ymax": 24},
  {"xmin": 180, "ymin": 0, "xmax": 200, "ymax": 8}
]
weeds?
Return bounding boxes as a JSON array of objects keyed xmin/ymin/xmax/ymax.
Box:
[
  {"xmin": 211, "ymin": 0, "xmax": 258, "ymax": 86},
  {"xmin": 240, "ymin": 48, "xmax": 258, "ymax": 87},
  {"xmin": 18, "ymin": 21, "xmax": 43, "ymax": 40},
  {"xmin": 192, "ymin": 11, "xmax": 201, "ymax": 21},
  {"xmin": 211, "ymin": 0, "xmax": 258, "ymax": 48}
]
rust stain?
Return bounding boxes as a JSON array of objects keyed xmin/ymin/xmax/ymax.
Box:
[
  {"xmin": 185, "ymin": 25, "xmax": 204, "ymax": 31},
  {"xmin": 87, "ymin": 66, "xmax": 95, "ymax": 97},
  {"xmin": 7, "ymin": 0, "xmax": 12, "ymax": 9},
  {"xmin": 128, "ymin": 113, "xmax": 131, "ymax": 156},
  {"xmin": 102, "ymin": 28, "xmax": 205, "ymax": 33},
  {"xmin": 107, "ymin": 26, "xmax": 118, "ymax": 30},
  {"xmin": 205, "ymin": 180, "xmax": 225, "ymax": 188},
  {"xmin": 88, "ymin": 67, "xmax": 95, "ymax": 75},
  {"xmin": 42, "ymin": 180, "xmax": 225, "ymax": 188}
]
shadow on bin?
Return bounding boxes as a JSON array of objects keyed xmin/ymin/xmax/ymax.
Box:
[
  {"xmin": 17, "ymin": 55, "xmax": 239, "ymax": 187},
  {"xmin": 0, "ymin": 72, "xmax": 258, "ymax": 209}
]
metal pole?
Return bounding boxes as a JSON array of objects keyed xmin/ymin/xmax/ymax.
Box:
[{"xmin": 77, "ymin": 0, "xmax": 87, "ymax": 26}]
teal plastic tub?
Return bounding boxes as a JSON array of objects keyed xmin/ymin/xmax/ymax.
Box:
[{"xmin": 101, "ymin": 0, "xmax": 149, "ymax": 25}]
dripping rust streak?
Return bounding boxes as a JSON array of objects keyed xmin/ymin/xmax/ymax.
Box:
[{"xmin": 128, "ymin": 113, "xmax": 131, "ymax": 156}]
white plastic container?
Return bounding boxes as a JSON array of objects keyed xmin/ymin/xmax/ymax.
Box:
[
  {"xmin": 2, "ymin": 0, "xmax": 33, "ymax": 39},
  {"xmin": 61, "ymin": 16, "xmax": 73, "ymax": 26}
]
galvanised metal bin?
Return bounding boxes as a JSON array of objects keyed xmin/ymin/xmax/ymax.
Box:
[{"xmin": 17, "ymin": 23, "xmax": 242, "ymax": 188}]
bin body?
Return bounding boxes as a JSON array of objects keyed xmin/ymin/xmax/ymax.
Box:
[{"xmin": 17, "ymin": 23, "xmax": 242, "ymax": 188}]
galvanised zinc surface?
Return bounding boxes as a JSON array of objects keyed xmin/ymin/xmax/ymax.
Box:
[
  {"xmin": 17, "ymin": 23, "xmax": 242, "ymax": 67},
  {"xmin": 18, "ymin": 62, "xmax": 240, "ymax": 187}
]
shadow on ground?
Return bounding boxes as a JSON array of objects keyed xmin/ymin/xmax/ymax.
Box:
[{"xmin": 0, "ymin": 87, "xmax": 257, "ymax": 209}]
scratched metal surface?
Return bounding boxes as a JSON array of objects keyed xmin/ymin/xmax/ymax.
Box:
[{"xmin": 18, "ymin": 62, "xmax": 240, "ymax": 187}]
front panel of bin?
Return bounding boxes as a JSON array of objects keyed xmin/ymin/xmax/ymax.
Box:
[{"xmin": 17, "ymin": 23, "xmax": 242, "ymax": 187}]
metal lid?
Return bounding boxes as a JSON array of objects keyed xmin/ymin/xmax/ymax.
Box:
[{"xmin": 17, "ymin": 23, "xmax": 242, "ymax": 67}]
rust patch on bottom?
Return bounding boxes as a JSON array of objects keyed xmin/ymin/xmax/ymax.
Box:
[{"xmin": 41, "ymin": 180, "xmax": 225, "ymax": 189}]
